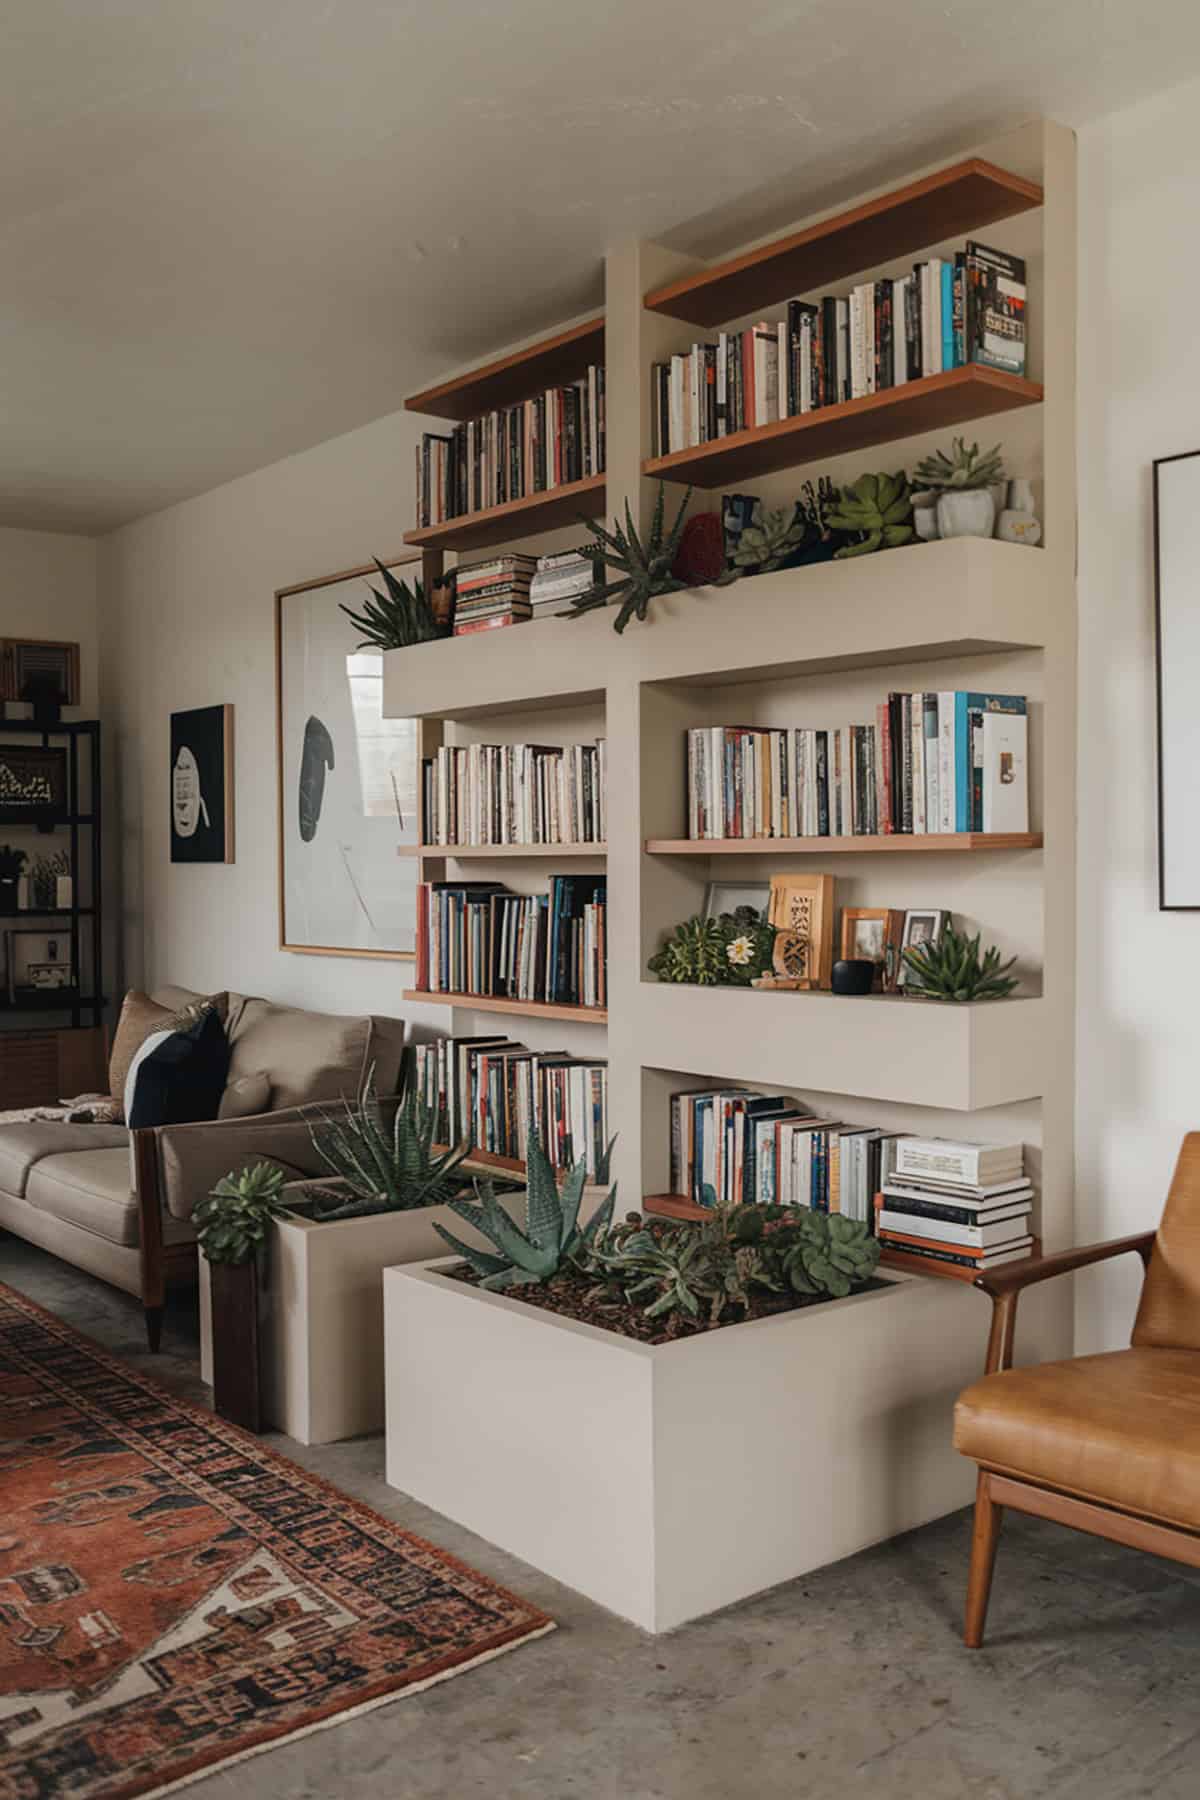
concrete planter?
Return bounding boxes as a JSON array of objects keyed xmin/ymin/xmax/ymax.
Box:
[{"xmin": 383, "ymin": 1258, "xmax": 983, "ymax": 1633}]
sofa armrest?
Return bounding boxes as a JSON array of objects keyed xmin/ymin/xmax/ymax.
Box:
[
  {"xmin": 138, "ymin": 1112, "xmax": 335, "ymax": 1225},
  {"xmin": 976, "ymin": 1232, "xmax": 1156, "ymax": 1375}
]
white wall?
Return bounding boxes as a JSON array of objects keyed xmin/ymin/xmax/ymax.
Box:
[
  {"xmin": 0, "ymin": 528, "xmax": 99, "ymax": 712},
  {"xmin": 1074, "ymin": 78, "xmax": 1200, "ymax": 1351}
]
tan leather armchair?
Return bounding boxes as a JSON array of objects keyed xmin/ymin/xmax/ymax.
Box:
[{"xmin": 953, "ymin": 1133, "xmax": 1200, "ymax": 1647}]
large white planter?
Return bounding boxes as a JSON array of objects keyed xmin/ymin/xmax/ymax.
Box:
[{"xmin": 384, "ymin": 1259, "xmax": 984, "ymax": 1633}]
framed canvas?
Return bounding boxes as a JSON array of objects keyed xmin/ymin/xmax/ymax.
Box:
[
  {"xmin": 840, "ymin": 907, "xmax": 903, "ymax": 992},
  {"xmin": 0, "ymin": 744, "xmax": 67, "ymax": 823},
  {"xmin": 1153, "ymin": 450, "xmax": 1200, "ymax": 908},
  {"xmin": 703, "ymin": 880, "xmax": 770, "ymax": 921},
  {"xmin": 170, "ymin": 705, "xmax": 234, "ymax": 864},
  {"xmin": 275, "ymin": 557, "xmax": 420, "ymax": 959},
  {"xmin": 765, "ymin": 873, "xmax": 835, "ymax": 989}
]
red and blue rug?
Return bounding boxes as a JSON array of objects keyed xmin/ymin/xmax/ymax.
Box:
[{"xmin": 0, "ymin": 1281, "xmax": 553, "ymax": 1799}]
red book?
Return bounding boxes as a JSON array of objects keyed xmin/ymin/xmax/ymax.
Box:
[
  {"xmin": 877, "ymin": 701, "xmax": 894, "ymax": 834},
  {"xmin": 453, "ymin": 613, "xmax": 530, "ymax": 636}
]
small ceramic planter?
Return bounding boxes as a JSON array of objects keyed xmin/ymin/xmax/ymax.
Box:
[{"xmin": 936, "ymin": 488, "xmax": 995, "ymax": 539}]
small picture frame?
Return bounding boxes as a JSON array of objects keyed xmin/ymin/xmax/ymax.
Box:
[
  {"xmin": 8, "ymin": 928, "xmax": 73, "ymax": 1001},
  {"xmin": 897, "ymin": 908, "xmax": 951, "ymax": 990},
  {"xmin": 840, "ymin": 908, "xmax": 904, "ymax": 992},
  {"xmin": 764, "ymin": 874, "xmax": 834, "ymax": 989},
  {"xmin": 703, "ymin": 880, "xmax": 770, "ymax": 922}
]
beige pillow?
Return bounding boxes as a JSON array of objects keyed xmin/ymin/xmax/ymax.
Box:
[
  {"xmin": 217, "ymin": 1071, "xmax": 271, "ymax": 1120},
  {"xmin": 109, "ymin": 988, "xmax": 229, "ymax": 1102}
]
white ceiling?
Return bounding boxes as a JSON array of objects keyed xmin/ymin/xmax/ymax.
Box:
[{"xmin": 5, "ymin": 0, "xmax": 1200, "ymax": 536}]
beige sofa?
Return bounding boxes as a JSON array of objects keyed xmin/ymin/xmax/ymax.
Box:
[{"xmin": 0, "ymin": 985, "xmax": 404, "ymax": 1349}]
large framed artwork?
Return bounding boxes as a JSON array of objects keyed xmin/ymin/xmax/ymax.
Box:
[
  {"xmin": 1154, "ymin": 451, "xmax": 1200, "ymax": 909},
  {"xmin": 275, "ymin": 557, "xmax": 419, "ymax": 958},
  {"xmin": 170, "ymin": 704, "xmax": 234, "ymax": 863}
]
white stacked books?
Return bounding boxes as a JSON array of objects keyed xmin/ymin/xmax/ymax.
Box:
[{"xmin": 879, "ymin": 1138, "xmax": 1033, "ymax": 1272}]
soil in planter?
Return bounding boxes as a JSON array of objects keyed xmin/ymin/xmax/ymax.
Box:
[{"xmin": 443, "ymin": 1263, "xmax": 883, "ymax": 1345}]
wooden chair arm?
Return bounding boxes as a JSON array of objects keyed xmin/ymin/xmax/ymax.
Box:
[{"xmin": 976, "ymin": 1231, "xmax": 1156, "ymax": 1376}]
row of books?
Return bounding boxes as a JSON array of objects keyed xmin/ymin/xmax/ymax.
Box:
[
  {"xmin": 412, "ymin": 1034, "xmax": 609, "ymax": 1177},
  {"xmin": 416, "ymin": 367, "xmax": 606, "ymax": 527},
  {"xmin": 415, "ymin": 877, "xmax": 607, "ymax": 1009},
  {"xmin": 669, "ymin": 1088, "xmax": 898, "ymax": 1223},
  {"xmin": 452, "ymin": 553, "xmax": 535, "ymax": 635},
  {"xmin": 875, "ymin": 1136, "xmax": 1032, "ymax": 1274},
  {"xmin": 421, "ymin": 739, "xmax": 607, "ymax": 847},
  {"xmin": 685, "ymin": 692, "xmax": 1028, "ymax": 840},
  {"xmin": 650, "ymin": 241, "xmax": 1026, "ymax": 454}
]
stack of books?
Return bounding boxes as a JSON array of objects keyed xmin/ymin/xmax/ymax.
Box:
[
  {"xmin": 415, "ymin": 875, "xmax": 606, "ymax": 1009},
  {"xmin": 422, "ymin": 739, "xmax": 606, "ymax": 847},
  {"xmin": 669, "ymin": 1086, "xmax": 899, "ymax": 1223},
  {"xmin": 529, "ymin": 551, "xmax": 598, "ymax": 617},
  {"xmin": 452, "ymin": 554, "xmax": 535, "ymax": 635},
  {"xmin": 416, "ymin": 365, "xmax": 606, "ymax": 527},
  {"xmin": 876, "ymin": 1136, "xmax": 1034, "ymax": 1276},
  {"xmin": 649, "ymin": 241, "xmax": 1025, "ymax": 454},
  {"xmin": 686, "ymin": 690, "xmax": 1027, "ymax": 840},
  {"xmin": 412, "ymin": 1034, "xmax": 609, "ymax": 1178}
]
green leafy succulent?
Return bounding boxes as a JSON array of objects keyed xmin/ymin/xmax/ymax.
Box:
[
  {"xmin": 432, "ymin": 1129, "xmax": 615, "ymax": 1289},
  {"xmin": 339, "ymin": 558, "xmax": 449, "ymax": 650},
  {"xmin": 648, "ymin": 915, "xmax": 727, "ymax": 985},
  {"xmin": 304, "ymin": 1064, "xmax": 472, "ymax": 1219},
  {"xmin": 730, "ymin": 503, "xmax": 812, "ymax": 573},
  {"xmin": 913, "ymin": 437, "xmax": 1005, "ymax": 494},
  {"xmin": 195, "ymin": 1162, "xmax": 288, "ymax": 1267},
  {"xmin": 900, "ymin": 919, "xmax": 1019, "ymax": 1001},
  {"xmin": 826, "ymin": 471, "xmax": 915, "ymax": 558},
  {"xmin": 572, "ymin": 483, "xmax": 724, "ymax": 633}
]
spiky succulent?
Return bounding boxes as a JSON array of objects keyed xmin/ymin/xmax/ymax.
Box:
[
  {"xmin": 648, "ymin": 914, "xmax": 727, "ymax": 985},
  {"xmin": 303, "ymin": 1065, "xmax": 471, "ymax": 1219},
  {"xmin": 826, "ymin": 472, "xmax": 915, "ymax": 558},
  {"xmin": 339, "ymin": 558, "xmax": 449, "ymax": 650},
  {"xmin": 913, "ymin": 437, "xmax": 1006, "ymax": 495},
  {"xmin": 432, "ymin": 1129, "xmax": 615, "ymax": 1289},
  {"xmin": 194, "ymin": 1162, "xmax": 288, "ymax": 1266},
  {"xmin": 730, "ymin": 503, "xmax": 812, "ymax": 574},
  {"xmin": 900, "ymin": 920, "xmax": 1019, "ymax": 1002},
  {"xmin": 570, "ymin": 483, "xmax": 708, "ymax": 632}
]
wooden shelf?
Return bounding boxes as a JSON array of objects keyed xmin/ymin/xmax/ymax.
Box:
[
  {"xmin": 879, "ymin": 1238, "xmax": 1041, "ymax": 1284},
  {"xmin": 642, "ymin": 367, "xmax": 1043, "ymax": 489},
  {"xmin": 644, "ymin": 1193, "xmax": 711, "ymax": 1222},
  {"xmin": 406, "ymin": 317, "xmax": 605, "ymax": 421},
  {"xmin": 403, "ymin": 474, "xmax": 605, "ymax": 554},
  {"xmin": 404, "ymin": 989, "xmax": 607, "ymax": 1025},
  {"xmin": 400, "ymin": 842, "xmax": 606, "ymax": 859},
  {"xmin": 645, "ymin": 833, "xmax": 1043, "ymax": 856},
  {"xmin": 644, "ymin": 159, "xmax": 1043, "ymax": 326}
]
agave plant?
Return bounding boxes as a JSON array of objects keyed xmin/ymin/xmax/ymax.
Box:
[
  {"xmin": 432, "ymin": 1130, "xmax": 615, "ymax": 1289},
  {"xmin": 194, "ymin": 1162, "xmax": 288, "ymax": 1266},
  {"xmin": 304, "ymin": 1066, "xmax": 471, "ymax": 1220},
  {"xmin": 571, "ymin": 483, "xmax": 714, "ymax": 633},
  {"xmin": 913, "ymin": 438, "xmax": 1005, "ymax": 495},
  {"xmin": 826, "ymin": 472, "xmax": 915, "ymax": 558},
  {"xmin": 900, "ymin": 919, "xmax": 1019, "ymax": 1002},
  {"xmin": 339, "ymin": 558, "xmax": 449, "ymax": 650},
  {"xmin": 729, "ymin": 503, "xmax": 811, "ymax": 573}
]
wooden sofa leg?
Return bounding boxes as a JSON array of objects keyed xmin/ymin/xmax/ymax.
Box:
[
  {"xmin": 965, "ymin": 1470, "xmax": 1003, "ymax": 1647},
  {"xmin": 144, "ymin": 1306, "xmax": 164, "ymax": 1354}
]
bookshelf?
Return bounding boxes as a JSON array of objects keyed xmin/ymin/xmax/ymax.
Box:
[
  {"xmin": 386, "ymin": 122, "xmax": 1075, "ymax": 1380},
  {"xmin": 406, "ymin": 316, "xmax": 604, "ymax": 420},
  {"xmin": 398, "ymin": 842, "xmax": 606, "ymax": 860},
  {"xmin": 403, "ymin": 472, "xmax": 604, "ymax": 555},
  {"xmin": 403, "ymin": 990, "xmax": 607, "ymax": 1025}
]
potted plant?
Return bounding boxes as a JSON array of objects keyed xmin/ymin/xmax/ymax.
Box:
[
  {"xmin": 913, "ymin": 438, "xmax": 1006, "ymax": 539},
  {"xmin": 0, "ymin": 845, "xmax": 26, "ymax": 915},
  {"xmin": 900, "ymin": 919, "xmax": 1019, "ymax": 1000},
  {"xmin": 194, "ymin": 1161, "xmax": 286, "ymax": 1432}
]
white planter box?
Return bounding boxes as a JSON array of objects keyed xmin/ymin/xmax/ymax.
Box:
[{"xmin": 384, "ymin": 1258, "xmax": 984, "ymax": 1633}]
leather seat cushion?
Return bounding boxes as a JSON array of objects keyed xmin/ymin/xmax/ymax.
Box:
[
  {"xmin": 26, "ymin": 1149, "xmax": 194, "ymax": 1250},
  {"xmin": 955, "ymin": 1347, "xmax": 1200, "ymax": 1533},
  {"xmin": 0, "ymin": 1122, "xmax": 129, "ymax": 1198}
]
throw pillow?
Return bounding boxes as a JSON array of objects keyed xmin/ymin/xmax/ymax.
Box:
[
  {"xmin": 217, "ymin": 1071, "xmax": 271, "ymax": 1120},
  {"xmin": 109, "ymin": 989, "xmax": 229, "ymax": 1100},
  {"xmin": 124, "ymin": 1005, "xmax": 231, "ymax": 1129}
]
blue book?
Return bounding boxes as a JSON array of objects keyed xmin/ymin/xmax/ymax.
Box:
[
  {"xmin": 941, "ymin": 263, "xmax": 955, "ymax": 370},
  {"xmin": 953, "ymin": 694, "xmax": 1027, "ymax": 831}
]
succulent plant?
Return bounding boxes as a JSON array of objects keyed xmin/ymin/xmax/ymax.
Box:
[
  {"xmin": 571, "ymin": 483, "xmax": 703, "ymax": 633},
  {"xmin": 432, "ymin": 1129, "xmax": 615, "ymax": 1289},
  {"xmin": 648, "ymin": 914, "xmax": 727, "ymax": 985},
  {"xmin": 730, "ymin": 503, "xmax": 812, "ymax": 574},
  {"xmin": 194, "ymin": 1162, "xmax": 288, "ymax": 1266},
  {"xmin": 304, "ymin": 1064, "xmax": 472, "ymax": 1219},
  {"xmin": 339, "ymin": 558, "xmax": 449, "ymax": 650},
  {"xmin": 900, "ymin": 919, "xmax": 1019, "ymax": 1002},
  {"xmin": 913, "ymin": 437, "xmax": 1005, "ymax": 495},
  {"xmin": 826, "ymin": 472, "xmax": 915, "ymax": 558}
]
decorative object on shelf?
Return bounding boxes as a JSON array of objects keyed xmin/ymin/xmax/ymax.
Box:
[
  {"xmin": 1154, "ymin": 449, "xmax": 1200, "ymax": 909},
  {"xmin": 301, "ymin": 1069, "xmax": 472, "ymax": 1221},
  {"xmin": 840, "ymin": 907, "xmax": 903, "ymax": 992},
  {"xmin": 170, "ymin": 704, "xmax": 234, "ymax": 865},
  {"xmin": 716, "ymin": 905, "xmax": 776, "ymax": 987},
  {"xmin": 728, "ymin": 501, "xmax": 812, "ymax": 574},
  {"xmin": 826, "ymin": 471, "xmax": 915, "ymax": 558},
  {"xmin": 702, "ymin": 880, "xmax": 770, "ymax": 921},
  {"xmin": 671, "ymin": 511, "xmax": 727, "ymax": 587},
  {"xmin": 195, "ymin": 1161, "xmax": 287, "ymax": 1432},
  {"xmin": 340, "ymin": 559, "xmax": 449, "ymax": 650},
  {"xmin": 795, "ymin": 477, "xmax": 846, "ymax": 561},
  {"xmin": 30, "ymin": 850, "xmax": 69, "ymax": 911},
  {"xmin": 276, "ymin": 558, "xmax": 418, "ymax": 958},
  {"xmin": 913, "ymin": 437, "xmax": 1006, "ymax": 539},
  {"xmin": 7, "ymin": 929, "xmax": 72, "ymax": 1001},
  {"xmin": 763, "ymin": 873, "xmax": 834, "ymax": 989},
  {"xmin": 896, "ymin": 908, "xmax": 951, "ymax": 990},
  {"xmin": 995, "ymin": 478, "xmax": 1042, "ymax": 546},
  {"xmin": 0, "ymin": 744, "xmax": 67, "ymax": 825},
  {"xmin": 432, "ymin": 1129, "xmax": 615, "ymax": 1291},
  {"xmin": 0, "ymin": 637, "xmax": 80, "ymax": 721},
  {"xmin": 648, "ymin": 914, "xmax": 727, "ymax": 986},
  {"xmin": 900, "ymin": 918, "xmax": 1018, "ymax": 1001},
  {"xmin": 911, "ymin": 490, "xmax": 940, "ymax": 540},
  {"xmin": 0, "ymin": 845, "xmax": 25, "ymax": 916},
  {"xmin": 572, "ymin": 483, "xmax": 714, "ymax": 633},
  {"xmin": 830, "ymin": 958, "xmax": 876, "ymax": 997}
]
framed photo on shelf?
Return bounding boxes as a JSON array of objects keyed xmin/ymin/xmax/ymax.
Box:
[
  {"xmin": 7, "ymin": 928, "xmax": 73, "ymax": 1001},
  {"xmin": 275, "ymin": 556, "xmax": 420, "ymax": 959},
  {"xmin": 170, "ymin": 705, "xmax": 234, "ymax": 864},
  {"xmin": 1153, "ymin": 450, "xmax": 1200, "ymax": 908},
  {"xmin": 897, "ymin": 908, "xmax": 951, "ymax": 990},
  {"xmin": 840, "ymin": 908, "xmax": 903, "ymax": 992},
  {"xmin": 703, "ymin": 880, "xmax": 770, "ymax": 922},
  {"xmin": 0, "ymin": 744, "xmax": 67, "ymax": 823},
  {"xmin": 764, "ymin": 874, "xmax": 834, "ymax": 989}
]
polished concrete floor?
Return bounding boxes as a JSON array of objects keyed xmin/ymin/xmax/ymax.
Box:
[{"xmin": 4, "ymin": 1232, "xmax": 1199, "ymax": 1800}]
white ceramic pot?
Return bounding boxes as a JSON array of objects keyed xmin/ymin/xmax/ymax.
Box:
[
  {"xmin": 911, "ymin": 490, "xmax": 940, "ymax": 541},
  {"xmin": 936, "ymin": 488, "xmax": 996, "ymax": 539}
]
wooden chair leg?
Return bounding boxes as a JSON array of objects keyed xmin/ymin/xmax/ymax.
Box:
[
  {"xmin": 144, "ymin": 1306, "xmax": 164, "ymax": 1353},
  {"xmin": 965, "ymin": 1469, "xmax": 1003, "ymax": 1648}
]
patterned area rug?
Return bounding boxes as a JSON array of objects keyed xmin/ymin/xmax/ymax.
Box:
[{"xmin": 0, "ymin": 1282, "xmax": 553, "ymax": 1799}]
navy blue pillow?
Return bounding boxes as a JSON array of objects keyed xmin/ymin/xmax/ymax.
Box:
[{"xmin": 124, "ymin": 1005, "xmax": 231, "ymax": 1128}]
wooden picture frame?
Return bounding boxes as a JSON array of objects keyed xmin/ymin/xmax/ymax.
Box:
[
  {"xmin": 275, "ymin": 554, "xmax": 423, "ymax": 961},
  {"xmin": 0, "ymin": 638, "xmax": 81, "ymax": 708},
  {"xmin": 840, "ymin": 908, "xmax": 903, "ymax": 992},
  {"xmin": 897, "ymin": 907, "xmax": 951, "ymax": 989},
  {"xmin": 765, "ymin": 874, "xmax": 835, "ymax": 989},
  {"xmin": 170, "ymin": 704, "xmax": 234, "ymax": 864}
]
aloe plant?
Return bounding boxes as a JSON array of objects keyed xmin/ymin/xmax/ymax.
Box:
[
  {"xmin": 339, "ymin": 558, "xmax": 449, "ymax": 650},
  {"xmin": 900, "ymin": 920, "xmax": 1019, "ymax": 1001},
  {"xmin": 304, "ymin": 1065, "xmax": 471, "ymax": 1219},
  {"xmin": 571, "ymin": 483, "xmax": 706, "ymax": 633},
  {"xmin": 432, "ymin": 1130, "xmax": 615, "ymax": 1289}
]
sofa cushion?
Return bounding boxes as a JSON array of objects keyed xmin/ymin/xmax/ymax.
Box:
[
  {"xmin": 0, "ymin": 1121, "xmax": 129, "ymax": 1199},
  {"xmin": 26, "ymin": 1148, "xmax": 195, "ymax": 1249},
  {"xmin": 125, "ymin": 1006, "xmax": 230, "ymax": 1128},
  {"xmin": 954, "ymin": 1346, "xmax": 1200, "ymax": 1533},
  {"xmin": 110, "ymin": 989, "xmax": 229, "ymax": 1101},
  {"xmin": 218, "ymin": 1071, "xmax": 271, "ymax": 1120},
  {"xmin": 228, "ymin": 1000, "xmax": 372, "ymax": 1108}
]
